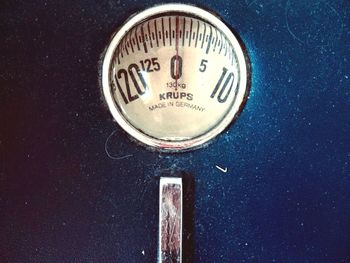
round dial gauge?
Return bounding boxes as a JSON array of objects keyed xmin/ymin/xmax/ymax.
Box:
[{"xmin": 102, "ymin": 4, "xmax": 250, "ymax": 151}]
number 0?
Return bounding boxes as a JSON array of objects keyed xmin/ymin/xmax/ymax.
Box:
[{"xmin": 170, "ymin": 55, "xmax": 183, "ymax": 79}]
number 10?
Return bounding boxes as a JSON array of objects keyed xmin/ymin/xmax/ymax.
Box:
[{"xmin": 210, "ymin": 67, "xmax": 236, "ymax": 103}]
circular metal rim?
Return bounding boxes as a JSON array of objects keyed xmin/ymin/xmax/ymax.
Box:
[{"xmin": 102, "ymin": 3, "xmax": 249, "ymax": 152}]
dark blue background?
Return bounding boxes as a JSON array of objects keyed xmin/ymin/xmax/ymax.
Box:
[{"xmin": 1, "ymin": 0, "xmax": 349, "ymax": 262}]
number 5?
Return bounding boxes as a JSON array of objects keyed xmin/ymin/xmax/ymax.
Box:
[
  {"xmin": 199, "ymin": 59, "xmax": 208, "ymax": 72},
  {"xmin": 152, "ymin": 57, "xmax": 160, "ymax": 71}
]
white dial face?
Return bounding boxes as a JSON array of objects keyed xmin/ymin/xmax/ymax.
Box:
[{"xmin": 102, "ymin": 4, "xmax": 250, "ymax": 151}]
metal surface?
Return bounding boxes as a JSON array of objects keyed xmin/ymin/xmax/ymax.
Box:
[
  {"xmin": 1, "ymin": 0, "xmax": 350, "ymax": 262},
  {"xmin": 159, "ymin": 177, "xmax": 182, "ymax": 263}
]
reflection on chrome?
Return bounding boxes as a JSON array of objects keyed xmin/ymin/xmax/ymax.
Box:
[{"xmin": 159, "ymin": 177, "xmax": 182, "ymax": 263}]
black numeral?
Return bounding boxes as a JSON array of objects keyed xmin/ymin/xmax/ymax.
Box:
[
  {"xmin": 114, "ymin": 64, "xmax": 148, "ymax": 104},
  {"xmin": 199, "ymin": 59, "xmax": 208, "ymax": 72},
  {"xmin": 142, "ymin": 59, "xmax": 153, "ymax": 72},
  {"xmin": 139, "ymin": 57, "xmax": 161, "ymax": 72},
  {"xmin": 210, "ymin": 67, "xmax": 236, "ymax": 103},
  {"xmin": 170, "ymin": 55, "xmax": 183, "ymax": 79},
  {"xmin": 152, "ymin": 58, "xmax": 160, "ymax": 71},
  {"xmin": 128, "ymin": 63, "xmax": 148, "ymax": 95}
]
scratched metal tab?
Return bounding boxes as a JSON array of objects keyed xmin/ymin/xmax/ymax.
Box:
[{"xmin": 159, "ymin": 178, "xmax": 182, "ymax": 263}]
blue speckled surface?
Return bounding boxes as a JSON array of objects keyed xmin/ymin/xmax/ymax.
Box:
[{"xmin": 1, "ymin": 0, "xmax": 349, "ymax": 262}]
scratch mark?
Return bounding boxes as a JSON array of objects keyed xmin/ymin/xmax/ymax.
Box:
[
  {"xmin": 285, "ymin": 0, "xmax": 304, "ymax": 45},
  {"xmin": 216, "ymin": 165, "xmax": 228, "ymax": 173},
  {"xmin": 325, "ymin": 2, "xmax": 345, "ymax": 39},
  {"xmin": 104, "ymin": 130, "xmax": 133, "ymax": 160},
  {"xmin": 247, "ymin": 0, "xmax": 258, "ymax": 7},
  {"xmin": 285, "ymin": 0, "xmax": 344, "ymax": 47},
  {"xmin": 138, "ymin": 176, "xmax": 153, "ymax": 205}
]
